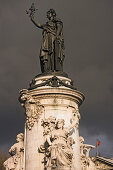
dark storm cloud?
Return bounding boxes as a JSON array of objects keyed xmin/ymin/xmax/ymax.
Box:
[{"xmin": 0, "ymin": 0, "xmax": 113, "ymax": 157}]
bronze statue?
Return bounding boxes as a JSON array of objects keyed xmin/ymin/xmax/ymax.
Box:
[{"xmin": 27, "ymin": 4, "xmax": 65, "ymax": 73}]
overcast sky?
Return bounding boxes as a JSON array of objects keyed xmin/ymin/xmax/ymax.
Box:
[{"xmin": 0, "ymin": 0, "xmax": 113, "ymax": 158}]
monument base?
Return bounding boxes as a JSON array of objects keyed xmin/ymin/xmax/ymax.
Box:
[{"xmin": 19, "ymin": 75, "xmax": 84, "ymax": 170}]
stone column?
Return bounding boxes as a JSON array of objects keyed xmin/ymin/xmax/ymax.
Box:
[
  {"xmin": 19, "ymin": 93, "xmax": 45, "ymax": 170},
  {"xmin": 72, "ymin": 109, "xmax": 81, "ymax": 170},
  {"xmin": 19, "ymin": 75, "xmax": 84, "ymax": 170}
]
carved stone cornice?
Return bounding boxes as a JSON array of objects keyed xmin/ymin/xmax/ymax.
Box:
[{"xmin": 20, "ymin": 87, "xmax": 84, "ymax": 106}]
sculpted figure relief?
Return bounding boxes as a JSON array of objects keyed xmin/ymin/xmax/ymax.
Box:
[
  {"xmin": 19, "ymin": 93, "xmax": 44, "ymax": 130},
  {"xmin": 3, "ymin": 133, "xmax": 24, "ymax": 170},
  {"xmin": 40, "ymin": 112, "xmax": 80, "ymax": 170},
  {"xmin": 79, "ymin": 136, "xmax": 96, "ymax": 170},
  {"xmin": 72, "ymin": 108, "xmax": 81, "ymax": 129},
  {"xmin": 28, "ymin": 6, "xmax": 65, "ymax": 73},
  {"xmin": 47, "ymin": 119, "xmax": 74, "ymax": 169}
]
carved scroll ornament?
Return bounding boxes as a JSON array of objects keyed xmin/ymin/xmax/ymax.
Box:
[{"xmin": 19, "ymin": 94, "xmax": 44, "ymax": 130}]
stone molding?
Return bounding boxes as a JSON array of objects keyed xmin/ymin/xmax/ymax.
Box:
[{"xmin": 19, "ymin": 87, "xmax": 84, "ymax": 106}]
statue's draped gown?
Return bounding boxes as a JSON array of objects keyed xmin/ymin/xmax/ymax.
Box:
[
  {"xmin": 40, "ymin": 18, "xmax": 65, "ymax": 72},
  {"xmin": 49, "ymin": 128, "xmax": 73, "ymax": 167}
]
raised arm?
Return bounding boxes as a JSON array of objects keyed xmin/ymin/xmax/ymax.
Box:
[
  {"xmin": 84, "ymin": 144, "xmax": 96, "ymax": 158},
  {"xmin": 84, "ymin": 144, "xmax": 96, "ymax": 149},
  {"xmin": 30, "ymin": 16, "xmax": 43, "ymax": 29}
]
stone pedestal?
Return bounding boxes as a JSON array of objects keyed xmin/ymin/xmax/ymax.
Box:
[{"xmin": 19, "ymin": 75, "xmax": 84, "ymax": 170}]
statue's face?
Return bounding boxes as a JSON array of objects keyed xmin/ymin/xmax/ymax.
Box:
[
  {"xmin": 80, "ymin": 137, "xmax": 84, "ymax": 143},
  {"xmin": 50, "ymin": 123, "xmax": 56, "ymax": 130},
  {"xmin": 47, "ymin": 12, "xmax": 53, "ymax": 20},
  {"xmin": 16, "ymin": 135, "xmax": 23, "ymax": 142},
  {"xmin": 57, "ymin": 121, "xmax": 64, "ymax": 129},
  {"xmin": 16, "ymin": 137, "xmax": 22, "ymax": 142}
]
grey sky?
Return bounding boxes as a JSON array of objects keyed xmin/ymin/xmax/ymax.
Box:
[{"xmin": 0, "ymin": 0, "xmax": 113, "ymax": 157}]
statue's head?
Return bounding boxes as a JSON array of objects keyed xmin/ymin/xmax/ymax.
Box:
[
  {"xmin": 67, "ymin": 137, "xmax": 75, "ymax": 146},
  {"xmin": 48, "ymin": 116, "xmax": 56, "ymax": 123},
  {"xmin": 48, "ymin": 116, "xmax": 56, "ymax": 129},
  {"xmin": 41, "ymin": 119, "xmax": 49, "ymax": 127},
  {"xmin": 47, "ymin": 9, "xmax": 56, "ymax": 20},
  {"xmin": 56, "ymin": 119, "xmax": 65, "ymax": 129},
  {"xmin": 79, "ymin": 136, "xmax": 84, "ymax": 143},
  {"xmin": 16, "ymin": 133, "xmax": 24, "ymax": 142}
]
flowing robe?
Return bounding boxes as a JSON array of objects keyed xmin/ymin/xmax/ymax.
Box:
[
  {"xmin": 40, "ymin": 18, "xmax": 65, "ymax": 73},
  {"xmin": 48, "ymin": 129, "xmax": 73, "ymax": 169}
]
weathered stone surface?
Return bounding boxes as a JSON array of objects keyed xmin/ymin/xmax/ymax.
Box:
[
  {"xmin": 92, "ymin": 156, "xmax": 113, "ymax": 170},
  {"xmin": 19, "ymin": 75, "xmax": 84, "ymax": 170},
  {"xmin": 3, "ymin": 133, "xmax": 24, "ymax": 170},
  {"xmin": 40, "ymin": 116, "xmax": 78, "ymax": 169},
  {"xmin": 79, "ymin": 136, "xmax": 96, "ymax": 170}
]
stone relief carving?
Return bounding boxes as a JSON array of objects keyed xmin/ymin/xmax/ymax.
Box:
[
  {"xmin": 39, "ymin": 111, "xmax": 80, "ymax": 170},
  {"xmin": 29, "ymin": 76, "xmax": 76, "ymax": 90},
  {"xmin": 3, "ymin": 133, "xmax": 24, "ymax": 170},
  {"xmin": 79, "ymin": 136, "xmax": 96, "ymax": 170},
  {"xmin": 72, "ymin": 108, "xmax": 81, "ymax": 129},
  {"xmin": 19, "ymin": 93, "xmax": 44, "ymax": 130}
]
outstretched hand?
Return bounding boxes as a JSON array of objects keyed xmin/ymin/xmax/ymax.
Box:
[
  {"xmin": 91, "ymin": 146, "xmax": 96, "ymax": 149},
  {"xmin": 26, "ymin": 3, "xmax": 38, "ymax": 19}
]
